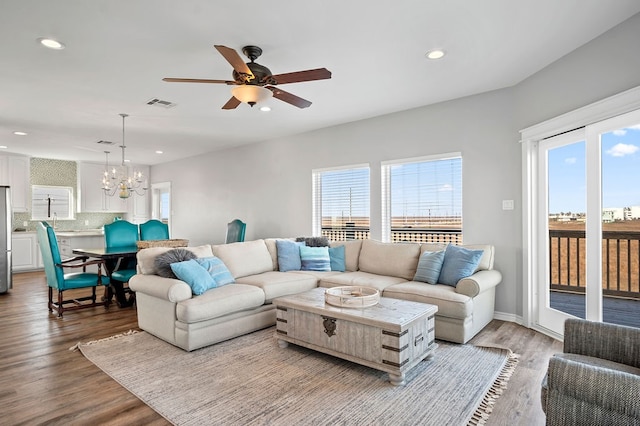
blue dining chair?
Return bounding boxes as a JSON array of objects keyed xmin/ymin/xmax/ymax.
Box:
[
  {"xmin": 225, "ymin": 219, "xmax": 246, "ymax": 244},
  {"xmin": 103, "ymin": 220, "xmax": 139, "ymax": 307},
  {"xmin": 140, "ymin": 219, "xmax": 169, "ymax": 240},
  {"xmin": 36, "ymin": 221, "xmax": 109, "ymax": 317}
]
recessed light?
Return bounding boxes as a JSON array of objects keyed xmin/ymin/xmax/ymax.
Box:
[
  {"xmin": 425, "ymin": 49, "xmax": 446, "ymax": 60},
  {"xmin": 13, "ymin": 131, "xmax": 27, "ymax": 136},
  {"xmin": 155, "ymin": 151, "xmax": 163, "ymax": 154},
  {"xmin": 260, "ymin": 106, "xmax": 271, "ymax": 112},
  {"xmin": 0, "ymin": 146, "xmax": 7, "ymax": 149},
  {"xmin": 38, "ymin": 37, "xmax": 65, "ymax": 50}
]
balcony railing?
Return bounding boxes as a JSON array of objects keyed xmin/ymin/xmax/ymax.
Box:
[
  {"xmin": 321, "ymin": 227, "xmax": 462, "ymax": 245},
  {"xmin": 549, "ymin": 229, "xmax": 640, "ymax": 300}
]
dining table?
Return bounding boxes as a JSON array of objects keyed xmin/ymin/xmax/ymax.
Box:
[{"xmin": 72, "ymin": 245, "xmax": 139, "ymax": 307}]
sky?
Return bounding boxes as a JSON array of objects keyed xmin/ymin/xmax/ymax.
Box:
[{"xmin": 548, "ymin": 124, "xmax": 640, "ymax": 214}]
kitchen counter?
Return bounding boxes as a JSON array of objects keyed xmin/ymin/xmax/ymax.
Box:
[{"xmin": 55, "ymin": 229, "xmax": 104, "ymax": 237}]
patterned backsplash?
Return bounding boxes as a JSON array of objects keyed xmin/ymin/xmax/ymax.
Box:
[{"xmin": 12, "ymin": 158, "xmax": 120, "ymax": 232}]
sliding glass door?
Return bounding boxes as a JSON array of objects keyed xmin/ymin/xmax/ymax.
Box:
[{"xmin": 537, "ymin": 110, "xmax": 640, "ymax": 335}]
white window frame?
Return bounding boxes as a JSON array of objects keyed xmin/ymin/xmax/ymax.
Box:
[
  {"xmin": 381, "ymin": 152, "xmax": 462, "ymax": 243},
  {"xmin": 312, "ymin": 164, "xmax": 370, "ymax": 238}
]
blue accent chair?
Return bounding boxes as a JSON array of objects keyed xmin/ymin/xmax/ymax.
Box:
[
  {"xmin": 225, "ymin": 219, "xmax": 246, "ymax": 244},
  {"xmin": 103, "ymin": 220, "xmax": 139, "ymax": 306},
  {"xmin": 140, "ymin": 219, "xmax": 169, "ymax": 240},
  {"xmin": 36, "ymin": 221, "xmax": 109, "ymax": 317}
]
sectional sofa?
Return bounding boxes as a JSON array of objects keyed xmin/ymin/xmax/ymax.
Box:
[{"xmin": 129, "ymin": 238, "xmax": 502, "ymax": 351}]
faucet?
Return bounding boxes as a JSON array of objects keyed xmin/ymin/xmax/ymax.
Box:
[{"xmin": 53, "ymin": 212, "xmax": 57, "ymax": 229}]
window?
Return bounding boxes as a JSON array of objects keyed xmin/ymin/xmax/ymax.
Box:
[
  {"xmin": 381, "ymin": 153, "xmax": 462, "ymax": 244},
  {"xmin": 31, "ymin": 185, "xmax": 74, "ymax": 220},
  {"xmin": 312, "ymin": 165, "xmax": 370, "ymax": 241}
]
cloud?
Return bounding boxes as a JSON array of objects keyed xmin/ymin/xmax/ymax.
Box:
[
  {"xmin": 565, "ymin": 157, "xmax": 577, "ymax": 165},
  {"xmin": 439, "ymin": 184, "xmax": 453, "ymax": 192},
  {"xmin": 613, "ymin": 129, "xmax": 627, "ymax": 136},
  {"xmin": 606, "ymin": 143, "xmax": 639, "ymax": 157}
]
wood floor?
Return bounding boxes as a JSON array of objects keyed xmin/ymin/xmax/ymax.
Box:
[{"xmin": 1, "ymin": 271, "xmax": 562, "ymax": 425}]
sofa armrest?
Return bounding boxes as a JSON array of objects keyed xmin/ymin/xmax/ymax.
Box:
[
  {"xmin": 129, "ymin": 274, "xmax": 193, "ymax": 303},
  {"xmin": 544, "ymin": 355, "xmax": 640, "ymax": 423},
  {"xmin": 563, "ymin": 318, "xmax": 640, "ymax": 368},
  {"xmin": 455, "ymin": 269, "xmax": 502, "ymax": 298}
]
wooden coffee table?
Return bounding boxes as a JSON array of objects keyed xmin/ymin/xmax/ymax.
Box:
[{"xmin": 273, "ymin": 287, "xmax": 438, "ymax": 386}]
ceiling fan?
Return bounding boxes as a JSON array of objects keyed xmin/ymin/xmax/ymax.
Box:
[{"xmin": 163, "ymin": 45, "xmax": 331, "ymax": 110}]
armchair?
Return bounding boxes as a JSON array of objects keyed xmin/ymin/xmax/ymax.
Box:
[
  {"xmin": 36, "ymin": 221, "xmax": 108, "ymax": 317},
  {"xmin": 542, "ymin": 318, "xmax": 640, "ymax": 425}
]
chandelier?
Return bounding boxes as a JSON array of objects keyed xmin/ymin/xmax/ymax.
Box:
[{"xmin": 101, "ymin": 113, "xmax": 147, "ymax": 199}]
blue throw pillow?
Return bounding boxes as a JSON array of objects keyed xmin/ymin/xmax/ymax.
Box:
[
  {"xmin": 196, "ymin": 256, "xmax": 235, "ymax": 287},
  {"xmin": 300, "ymin": 246, "xmax": 331, "ymax": 271},
  {"xmin": 170, "ymin": 259, "xmax": 216, "ymax": 295},
  {"xmin": 438, "ymin": 245, "xmax": 484, "ymax": 287},
  {"xmin": 414, "ymin": 250, "xmax": 445, "ymax": 284},
  {"xmin": 328, "ymin": 245, "xmax": 346, "ymax": 272},
  {"xmin": 277, "ymin": 240, "xmax": 305, "ymax": 272}
]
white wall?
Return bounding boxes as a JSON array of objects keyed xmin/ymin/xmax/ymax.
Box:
[{"xmin": 150, "ymin": 12, "xmax": 640, "ymax": 319}]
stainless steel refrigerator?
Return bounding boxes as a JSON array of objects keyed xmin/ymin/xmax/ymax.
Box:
[{"xmin": 0, "ymin": 186, "xmax": 11, "ymax": 293}]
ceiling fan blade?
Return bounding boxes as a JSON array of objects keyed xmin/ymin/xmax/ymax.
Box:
[
  {"xmin": 269, "ymin": 68, "xmax": 331, "ymax": 85},
  {"xmin": 221, "ymin": 96, "xmax": 241, "ymax": 110},
  {"xmin": 265, "ymin": 86, "xmax": 312, "ymax": 109},
  {"xmin": 163, "ymin": 78, "xmax": 236, "ymax": 84},
  {"xmin": 214, "ymin": 45, "xmax": 253, "ymax": 77}
]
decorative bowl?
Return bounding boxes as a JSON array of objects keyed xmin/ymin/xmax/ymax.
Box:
[{"xmin": 324, "ymin": 286, "xmax": 380, "ymax": 308}]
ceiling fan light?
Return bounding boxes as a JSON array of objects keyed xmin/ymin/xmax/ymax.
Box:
[{"xmin": 231, "ymin": 85, "xmax": 272, "ymax": 106}]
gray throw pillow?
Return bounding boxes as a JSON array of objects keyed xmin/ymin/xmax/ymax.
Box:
[
  {"xmin": 295, "ymin": 236, "xmax": 330, "ymax": 247},
  {"xmin": 154, "ymin": 248, "xmax": 197, "ymax": 279}
]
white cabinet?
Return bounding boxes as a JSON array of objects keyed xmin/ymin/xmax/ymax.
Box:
[
  {"xmin": 56, "ymin": 232, "xmax": 104, "ymax": 274},
  {"xmin": 12, "ymin": 233, "xmax": 40, "ymax": 272},
  {"xmin": 127, "ymin": 165, "xmax": 150, "ymax": 223},
  {"xmin": 77, "ymin": 162, "xmax": 127, "ymax": 213},
  {"xmin": 0, "ymin": 155, "xmax": 30, "ymax": 212}
]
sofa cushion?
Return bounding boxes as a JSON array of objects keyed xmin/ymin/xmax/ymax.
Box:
[
  {"xmin": 382, "ymin": 282, "xmax": 472, "ymax": 319},
  {"xmin": 330, "ymin": 240, "xmax": 362, "ymax": 272},
  {"xmin": 171, "ymin": 259, "xmax": 216, "ymax": 295},
  {"xmin": 414, "ymin": 250, "xmax": 445, "ymax": 284},
  {"xmin": 358, "ymin": 239, "xmax": 421, "ymax": 280},
  {"xmin": 156, "ymin": 248, "xmax": 198, "ymax": 279},
  {"xmin": 276, "ymin": 240, "xmax": 304, "ymax": 272},
  {"xmin": 300, "ymin": 246, "xmax": 331, "ymax": 271},
  {"xmin": 439, "ymin": 245, "xmax": 484, "ymax": 286},
  {"xmin": 235, "ymin": 271, "xmax": 318, "ymax": 302},
  {"xmin": 137, "ymin": 245, "xmax": 213, "ymax": 275},
  {"xmin": 318, "ymin": 271, "xmax": 407, "ymax": 292},
  {"xmin": 176, "ymin": 283, "xmax": 266, "ymax": 323},
  {"xmin": 328, "ymin": 245, "xmax": 346, "ymax": 272},
  {"xmin": 422, "ymin": 243, "xmax": 494, "ymax": 272},
  {"xmin": 196, "ymin": 257, "xmax": 235, "ymax": 287},
  {"xmin": 212, "ymin": 240, "xmax": 273, "ymax": 278}
]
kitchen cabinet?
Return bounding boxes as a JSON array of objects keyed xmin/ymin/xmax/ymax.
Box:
[
  {"xmin": 127, "ymin": 165, "xmax": 150, "ymax": 224},
  {"xmin": 0, "ymin": 154, "xmax": 30, "ymax": 212},
  {"xmin": 56, "ymin": 231, "xmax": 105, "ymax": 274},
  {"xmin": 77, "ymin": 162, "xmax": 127, "ymax": 213},
  {"xmin": 12, "ymin": 232, "xmax": 41, "ymax": 271}
]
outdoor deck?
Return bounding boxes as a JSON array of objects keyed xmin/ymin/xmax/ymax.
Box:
[{"xmin": 549, "ymin": 291, "xmax": 640, "ymax": 329}]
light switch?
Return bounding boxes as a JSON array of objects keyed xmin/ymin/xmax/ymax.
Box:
[{"xmin": 502, "ymin": 200, "xmax": 514, "ymax": 210}]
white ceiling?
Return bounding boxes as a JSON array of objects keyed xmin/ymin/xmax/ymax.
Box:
[{"xmin": 1, "ymin": 1, "xmax": 639, "ymax": 166}]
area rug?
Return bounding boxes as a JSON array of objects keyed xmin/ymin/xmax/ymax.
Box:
[{"xmin": 75, "ymin": 328, "xmax": 518, "ymax": 426}]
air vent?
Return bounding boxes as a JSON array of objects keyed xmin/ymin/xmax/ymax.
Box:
[
  {"xmin": 147, "ymin": 98, "xmax": 177, "ymax": 108},
  {"xmin": 97, "ymin": 140, "xmax": 114, "ymax": 145}
]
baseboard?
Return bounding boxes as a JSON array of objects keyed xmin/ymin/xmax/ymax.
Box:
[{"xmin": 493, "ymin": 311, "xmax": 523, "ymax": 325}]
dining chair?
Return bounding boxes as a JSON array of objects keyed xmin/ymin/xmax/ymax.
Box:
[
  {"xmin": 225, "ymin": 219, "xmax": 246, "ymax": 244},
  {"xmin": 139, "ymin": 219, "xmax": 170, "ymax": 240},
  {"xmin": 36, "ymin": 221, "xmax": 109, "ymax": 317},
  {"xmin": 103, "ymin": 220, "xmax": 139, "ymax": 307}
]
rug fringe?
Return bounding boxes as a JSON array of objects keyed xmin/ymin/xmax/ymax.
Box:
[
  {"xmin": 69, "ymin": 329, "xmax": 140, "ymax": 352},
  {"xmin": 468, "ymin": 350, "xmax": 520, "ymax": 425}
]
